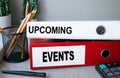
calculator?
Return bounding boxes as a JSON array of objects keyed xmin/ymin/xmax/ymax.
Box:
[{"xmin": 95, "ymin": 62, "xmax": 120, "ymax": 78}]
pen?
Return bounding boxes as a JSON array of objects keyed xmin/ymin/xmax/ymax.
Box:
[{"xmin": 2, "ymin": 70, "xmax": 48, "ymax": 77}]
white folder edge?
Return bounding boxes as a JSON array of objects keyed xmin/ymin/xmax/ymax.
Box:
[{"xmin": 27, "ymin": 21, "xmax": 120, "ymax": 40}]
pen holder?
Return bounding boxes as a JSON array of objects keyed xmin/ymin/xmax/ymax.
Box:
[
  {"xmin": 0, "ymin": 14, "xmax": 11, "ymax": 62},
  {"xmin": 2, "ymin": 26, "xmax": 29, "ymax": 63}
]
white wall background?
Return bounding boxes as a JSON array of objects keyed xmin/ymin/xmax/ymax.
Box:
[{"xmin": 10, "ymin": 0, "xmax": 120, "ymax": 25}]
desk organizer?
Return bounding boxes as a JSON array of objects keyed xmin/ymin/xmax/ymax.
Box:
[{"xmin": 0, "ymin": 14, "xmax": 11, "ymax": 62}]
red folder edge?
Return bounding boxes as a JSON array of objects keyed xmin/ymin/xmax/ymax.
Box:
[{"xmin": 30, "ymin": 40, "xmax": 120, "ymax": 70}]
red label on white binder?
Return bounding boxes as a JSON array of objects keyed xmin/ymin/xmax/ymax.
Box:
[{"xmin": 31, "ymin": 45, "xmax": 85, "ymax": 68}]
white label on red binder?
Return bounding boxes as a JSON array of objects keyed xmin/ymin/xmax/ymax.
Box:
[{"xmin": 32, "ymin": 45, "xmax": 85, "ymax": 67}]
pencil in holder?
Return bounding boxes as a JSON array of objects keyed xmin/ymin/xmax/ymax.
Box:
[{"xmin": 2, "ymin": 26, "xmax": 29, "ymax": 63}]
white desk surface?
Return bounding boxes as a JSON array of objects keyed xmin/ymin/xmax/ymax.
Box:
[{"xmin": 0, "ymin": 59, "xmax": 101, "ymax": 78}]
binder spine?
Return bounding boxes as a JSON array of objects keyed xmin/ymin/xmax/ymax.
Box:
[
  {"xmin": 30, "ymin": 40, "xmax": 120, "ymax": 69},
  {"xmin": 27, "ymin": 21, "xmax": 120, "ymax": 40}
]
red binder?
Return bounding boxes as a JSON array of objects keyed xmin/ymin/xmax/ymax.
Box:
[{"xmin": 30, "ymin": 39, "xmax": 120, "ymax": 70}]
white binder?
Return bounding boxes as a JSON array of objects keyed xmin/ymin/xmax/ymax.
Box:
[{"xmin": 27, "ymin": 21, "xmax": 120, "ymax": 40}]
